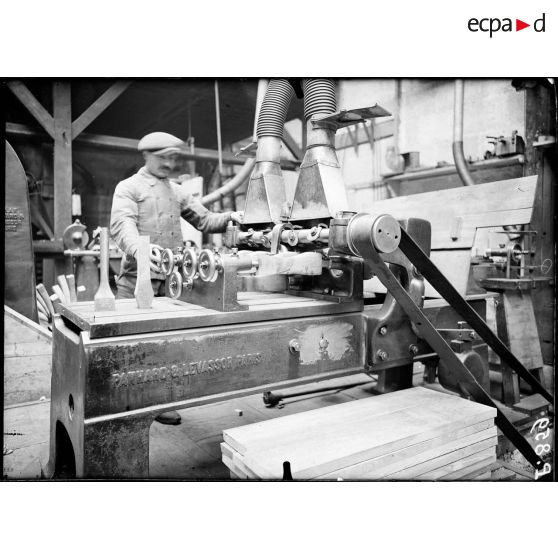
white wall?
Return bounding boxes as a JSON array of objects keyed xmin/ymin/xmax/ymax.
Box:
[{"xmin": 336, "ymin": 78, "xmax": 525, "ymax": 191}]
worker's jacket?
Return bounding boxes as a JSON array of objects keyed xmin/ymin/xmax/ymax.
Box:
[{"xmin": 110, "ymin": 166, "xmax": 231, "ymax": 280}]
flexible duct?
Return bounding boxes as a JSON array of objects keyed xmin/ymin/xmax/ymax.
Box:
[
  {"xmin": 256, "ymin": 79, "xmax": 295, "ymax": 140},
  {"xmin": 452, "ymin": 79, "xmax": 474, "ymax": 186},
  {"xmin": 201, "ymin": 157, "xmax": 255, "ymax": 205},
  {"xmin": 302, "ymin": 78, "xmax": 337, "ymax": 120}
]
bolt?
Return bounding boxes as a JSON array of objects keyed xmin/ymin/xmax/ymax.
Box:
[
  {"xmin": 409, "ymin": 344, "xmax": 419, "ymax": 356},
  {"xmin": 289, "ymin": 339, "xmax": 300, "ymax": 354},
  {"xmin": 379, "ymin": 326, "xmax": 388, "ymax": 336},
  {"xmin": 231, "ymin": 247, "xmax": 238, "ymax": 256},
  {"xmin": 319, "ymin": 336, "xmax": 329, "ymax": 350},
  {"xmin": 376, "ymin": 349, "xmax": 388, "ymax": 361}
]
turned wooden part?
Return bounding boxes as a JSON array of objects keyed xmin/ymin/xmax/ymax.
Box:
[
  {"xmin": 134, "ymin": 235, "xmax": 154, "ymax": 309},
  {"xmin": 94, "ymin": 227, "xmax": 116, "ymax": 311}
]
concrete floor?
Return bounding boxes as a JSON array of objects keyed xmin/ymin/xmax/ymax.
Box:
[
  {"xmin": 4, "ymin": 369, "xmax": 553, "ymax": 480},
  {"xmin": 4, "ymin": 372, "xmax": 381, "ymax": 480}
]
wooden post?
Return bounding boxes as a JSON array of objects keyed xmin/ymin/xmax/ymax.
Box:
[
  {"xmin": 523, "ymin": 82, "xmax": 556, "ymax": 366},
  {"xmin": 53, "ymin": 81, "xmax": 73, "ymax": 242}
]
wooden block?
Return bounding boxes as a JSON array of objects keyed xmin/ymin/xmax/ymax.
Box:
[
  {"xmin": 134, "ymin": 235, "xmax": 154, "ymax": 309},
  {"xmin": 256, "ymin": 252, "xmax": 323, "ymax": 276},
  {"xmin": 384, "ymin": 434, "xmax": 497, "ymax": 480},
  {"xmin": 511, "ymin": 394, "xmax": 550, "ymax": 416},
  {"xmin": 317, "ymin": 419, "xmax": 494, "ymax": 480},
  {"xmin": 224, "ymin": 387, "xmax": 497, "ymax": 479}
]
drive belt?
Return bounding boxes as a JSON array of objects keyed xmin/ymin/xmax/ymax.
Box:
[
  {"xmin": 354, "ymin": 231, "xmax": 548, "ymax": 471},
  {"xmin": 399, "ymin": 229, "xmax": 553, "ymax": 404}
]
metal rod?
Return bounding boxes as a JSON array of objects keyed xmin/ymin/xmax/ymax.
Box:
[
  {"xmin": 263, "ymin": 380, "xmax": 375, "ymax": 407},
  {"xmin": 215, "ymin": 80, "xmax": 223, "ymax": 175},
  {"xmin": 452, "ymin": 79, "xmax": 475, "ymax": 186}
]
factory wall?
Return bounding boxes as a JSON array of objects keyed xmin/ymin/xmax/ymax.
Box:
[{"xmin": 336, "ymin": 79, "xmax": 526, "ymax": 210}]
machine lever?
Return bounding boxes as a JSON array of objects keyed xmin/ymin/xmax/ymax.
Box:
[
  {"xmin": 399, "ymin": 229, "xmax": 553, "ymax": 404},
  {"xmin": 355, "ymin": 229, "xmax": 548, "ymax": 471}
]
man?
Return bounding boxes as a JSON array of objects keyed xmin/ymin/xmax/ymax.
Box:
[{"xmin": 110, "ymin": 131, "xmax": 243, "ymax": 424}]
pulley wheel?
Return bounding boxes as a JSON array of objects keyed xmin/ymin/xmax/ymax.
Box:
[
  {"xmin": 160, "ymin": 248, "xmax": 175, "ymax": 276},
  {"xmin": 181, "ymin": 248, "xmax": 198, "ymax": 280},
  {"xmin": 198, "ymin": 249, "xmax": 219, "ymax": 282},
  {"xmin": 168, "ymin": 269, "xmax": 183, "ymax": 299}
]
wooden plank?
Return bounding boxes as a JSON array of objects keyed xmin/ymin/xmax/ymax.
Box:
[
  {"xmin": 369, "ymin": 176, "xmax": 538, "ymax": 250},
  {"xmin": 57, "ymin": 275, "xmax": 71, "ymax": 303},
  {"xmin": 418, "ymin": 448, "xmax": 496, "ymax": 480},
  {"xmin": 446, "ymin": 455, "xmax": 496, "ymax": 481},
  {"xmin": 71, "ymin": 81, "xmax": 131, "ymax": 139},
  {"xmin": 220, "ymin": 442, "xmax": 233, "ymax": 460},
  {"xmin": 222, "ymin": 454, "xmax": 248, "ymax": 479},
  {"xmin": 317, "ymin": 419, "xmax": 494, "ymax": 480},
  {"xmin": 427, "ymin": 249, "xmax": 471, "ymax": 297},
  {"xmin": 502, "ymin": 291, "xmax": 544, "ymax": 370},
  {"xmin": 7, "ymin": 81, "xmax": 55, "ymax": 138},
  {"xmin": 224, "ymin": 388, "xmax": 496, "ymax": 479},
  {"xmin": 224, "ymin": 387, "xmax": 451, "ymax": 455},
  {"xmin": 321, "ymin": 427, "xmax": 496, "ymax": 481},
  {"xmin": 383, "ymin": 435, "xmax": 497, "ymax": 480}
]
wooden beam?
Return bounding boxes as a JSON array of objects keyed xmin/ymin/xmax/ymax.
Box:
[
  {"xmin": 7, "ymin": 80, "xmax": 55, "ymax": 139},
  {"xmin": 6, "ymin": 122, "xmax": 300, "ymax": 170},
  {"xmin": 53, "ymin": 81, "xmax": 73, "ymax": 240},
  {"xmin": 71, "ymin": 81, "xmax": 132, "ymax": 139}
]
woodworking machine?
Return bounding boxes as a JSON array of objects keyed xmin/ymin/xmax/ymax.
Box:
[{"xmin": 48, "ymin": 79, "xmax": 553, "ymax": 478}]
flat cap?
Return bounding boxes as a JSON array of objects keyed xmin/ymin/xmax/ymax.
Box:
[{"xmin": 138, "ymin": 132, "xmax": 184, "ymax": 155}]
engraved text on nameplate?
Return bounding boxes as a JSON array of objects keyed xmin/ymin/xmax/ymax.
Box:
[
  {"xmin": 111, "ymin": 352, "xmax": 263, "ymax": 389},
  {"xmin": 5, "ymin": 207, "xmax": 24, "ymax": 232}
]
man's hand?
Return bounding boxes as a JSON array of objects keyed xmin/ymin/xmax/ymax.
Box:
[
  {"xmin": 149, "ymin": 244, "xmax": 163, "ymax": 273},
  {"xmin": 230, "ymin": 211, "xmax": 244, "ymax": 224}
]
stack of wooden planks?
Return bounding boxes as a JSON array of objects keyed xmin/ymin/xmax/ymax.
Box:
[{"xmin": 221, "ymin": 387, "xmax": 498, "ymax": 480}]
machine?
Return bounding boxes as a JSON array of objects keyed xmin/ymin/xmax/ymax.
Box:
[{"xmin": 47, "ymin": 79, "xmax": 553, "ymax": 478}]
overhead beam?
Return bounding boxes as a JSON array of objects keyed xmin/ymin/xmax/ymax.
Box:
[
  {"xmin": 6, "ymin": 122, "xmax": 300, "ymax": 170},
  {"xmin": 7, "ymin": 80, "xmax": 55, "ymax": 139},
  {"xmin": 72, "ymin": 81, "xmax": 132, "ymax": 139}
]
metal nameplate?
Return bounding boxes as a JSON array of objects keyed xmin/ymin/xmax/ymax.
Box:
[{"xmin": 111, "ymin": 353, "xmax": 263, "ymax": 389}]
